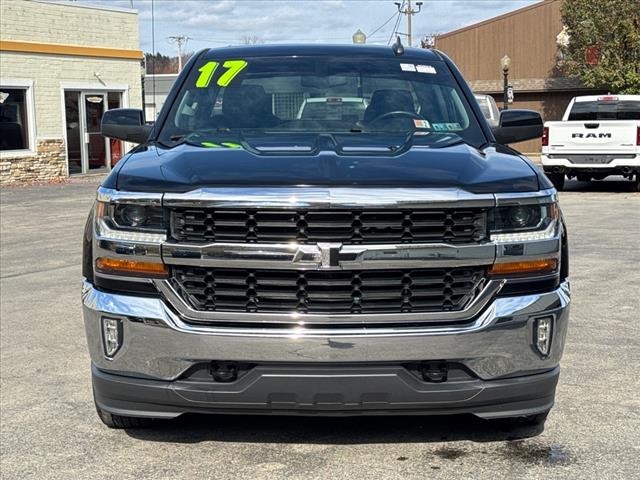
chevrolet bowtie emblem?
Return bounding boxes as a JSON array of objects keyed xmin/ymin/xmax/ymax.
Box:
[
  {"xmin": 292, "ymin": 243, "xmax": 344, "ymax": 269},
  {"xmin": 317, "ymin": 243, "xmax": 341, "ymax": 269}
]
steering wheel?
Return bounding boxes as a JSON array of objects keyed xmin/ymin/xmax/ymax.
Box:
[{"xmin": 368, "ymin": 110, "xmax": 425, "ymax": 124}]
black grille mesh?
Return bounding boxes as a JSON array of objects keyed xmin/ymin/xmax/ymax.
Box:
[
  {"xmin": 171, "ymin": 209, "xmax": 487, "ymax": 244},
  {"xmin": 171, "ymin": 267, "xmax": 487, "ymax": 315}
]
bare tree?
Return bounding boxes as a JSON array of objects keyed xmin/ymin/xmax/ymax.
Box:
[{"xmin": 241, "ymin": 35, "xmax": 265, "ymax": 45}]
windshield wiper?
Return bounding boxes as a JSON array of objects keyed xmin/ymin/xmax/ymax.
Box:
[
  {"xmin": 156, "ymin": 132, "xmax": 215, "ymax": 149},
  {"xmin": 154, "ymin": 134, "xmax": 189, "ymax": 149}
]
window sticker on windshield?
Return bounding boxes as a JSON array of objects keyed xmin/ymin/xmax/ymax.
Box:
[
  {"xmin": 202, "ymin": 142, "xmax": 222, "ymax": 148},
  {"xmin": 416, "ymin": 64, "xmax": 437, "ymax": 74},
  {"xmin": 432, "ymin": 122, "xmax": 462, "ymax": 131},
  {"xmin": 413, "ymin": 119, "xmax": 430, "ymax": 129},
  {"xmin": 196, "ymin": 60, "xmax": 248, "ymax": 88},
  {"xmin": 217, "ymin": 60, "xmax": 248, "ymax": 87},
  {"xmin": 400, "ymin": 63, "xmax": 436, "ymax": 74}
]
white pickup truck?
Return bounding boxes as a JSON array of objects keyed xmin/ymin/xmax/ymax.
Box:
[{"xmin": 541, "ymin": 95, "xmax": 640, "ymax": 191}]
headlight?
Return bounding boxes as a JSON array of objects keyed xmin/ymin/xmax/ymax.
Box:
[
  {"xmin": 95, "ymin": 201, "xmax": 167, "ymax": 243},
  {"xmin": 113, "ymin": 204, "xmax": 165, "ymax": 230},
  {"xmin": 490, "ymin": 202, "xmax": 558, "ymax": 243}
]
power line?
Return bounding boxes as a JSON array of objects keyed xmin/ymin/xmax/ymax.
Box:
[
  {"xmin": 387, "ymin": 3, "xmax": 404, "ymax": 45},
  {"xmin": 367, "ymin": 10, "xmax": 401, "ymax": 39}
]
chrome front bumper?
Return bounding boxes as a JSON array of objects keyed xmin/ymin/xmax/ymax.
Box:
[{"xmin": 82, "ymin": 280, "xmax": 570, "ymax": 382}]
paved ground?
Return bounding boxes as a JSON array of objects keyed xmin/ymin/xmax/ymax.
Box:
[{"xmin": 1, "ymin": 177, "xmax": 639, "ymax": 480}]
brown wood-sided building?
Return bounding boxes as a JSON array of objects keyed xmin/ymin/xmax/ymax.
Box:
[{"xmin": 435, "ymin": 0, "xmax": 607, "ymax": 154}]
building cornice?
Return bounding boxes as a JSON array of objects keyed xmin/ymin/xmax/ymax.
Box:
[{"xmin": 0, "ymin": 39, "xmax": 143, "ymax": 60}]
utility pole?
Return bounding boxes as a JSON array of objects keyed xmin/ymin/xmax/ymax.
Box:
[
  {"xmin": 168, "ymin": 35, "xmax": 190, "ymax": 72},
  {"xmin": 395, "ymin": 1, "xmax": 423, "ymax": 47}
]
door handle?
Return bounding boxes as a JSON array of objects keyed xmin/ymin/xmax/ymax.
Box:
[{"xmin": 584, "ymin": 123, "xmax": 599, "ymax": 129}]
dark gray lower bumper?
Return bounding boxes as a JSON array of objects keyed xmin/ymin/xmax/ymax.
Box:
[{"xmin": 92, "ymin": 364, "xmax": 558, "ymax": 420}]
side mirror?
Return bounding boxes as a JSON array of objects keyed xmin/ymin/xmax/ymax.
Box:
[
  {"xmin": 492, "ymin": 109, "xmax": 543, "ymax": 144},
  {"xmin": 101, "ymin": 108, "xmax": 152, "ymax": 144}
]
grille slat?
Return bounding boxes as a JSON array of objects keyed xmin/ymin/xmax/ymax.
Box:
[
  {"xmin": 172, "ymin": 208, "xmax": 487, "ymax": 244},
  {"xmin": 171, "ymin": 267, "xmax": 487, "ymax": 315}
]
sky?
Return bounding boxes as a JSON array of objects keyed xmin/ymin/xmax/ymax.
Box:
[{"xmin": 73, "ymin": 0, "xmax": 541, "ymax": 55}]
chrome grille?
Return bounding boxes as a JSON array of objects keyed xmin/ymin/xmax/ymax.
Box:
[
  {"xmin": 171, "ymin": 208, "xmax": 488, "ymax": 244},
  {"xmin": 170, "ymin": 267, "xmax": 487, "ymax": 315}
]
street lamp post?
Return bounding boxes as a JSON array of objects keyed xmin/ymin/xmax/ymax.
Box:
[
  {"xmin": 140, "ymin": 58, "xmax": 146, "ymax": 121},
  {"xmin": 352, "ymin": 29, "xmax": 366, "ymax": 44},
  {"xmin": 501, "ymin": 55, "xmax": 511, "ymax": 110}
]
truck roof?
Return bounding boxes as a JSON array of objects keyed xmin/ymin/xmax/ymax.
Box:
[
  {"xmin": 572, "ymin": 95, "xmax": 640, "ymax": 102},
  {"xmin": 202, "ymin": 44, "xmax": 443, "ymax": 61}
]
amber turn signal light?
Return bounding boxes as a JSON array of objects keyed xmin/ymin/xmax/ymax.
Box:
[
  {"xmin": 95, "ymin": 257, "xmax": 169, "ymax": 278},
  {"xmin": 489, "ymin": 258, "xmax": 558, "ymax": 276}
]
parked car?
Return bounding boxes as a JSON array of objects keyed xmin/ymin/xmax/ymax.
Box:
[
  {"xmin": 474, "ymin": 93, "xmax": 500, "ymax": 127},
  {"xmin": 541, "ymin": 95, "xmax": 640, "ymax": 190},
  {"xmin": 85, "ymin": 43, "xmax": 569, "ymax": 429}
]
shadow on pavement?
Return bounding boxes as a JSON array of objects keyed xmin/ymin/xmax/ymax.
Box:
[
  {"xmin": 562, "ymin": 177, "xmax": 638, "ymax": 193},
  {"xmin": 124, "ymin": 413, "xmax": 545, "ymax": 444}
]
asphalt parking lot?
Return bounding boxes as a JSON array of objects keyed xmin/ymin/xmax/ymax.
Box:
[{"xmin": 1, "ymin": 176, "xmax": 639, "ymax": 480}]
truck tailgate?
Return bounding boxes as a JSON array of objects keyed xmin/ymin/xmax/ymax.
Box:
[{"xmin": 546, "ymin": 120, "xmax": 638, "ymax": 154}]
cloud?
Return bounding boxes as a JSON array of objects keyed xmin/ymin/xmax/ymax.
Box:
[{"xmin": 73, "ymin": 0, "xmax": 539, "ymax": 52}]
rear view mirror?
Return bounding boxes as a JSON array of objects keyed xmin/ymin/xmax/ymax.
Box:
[
  {"xmin": 301, "ymin": 76, "xmax": 348, "ymax": 89},
  {"xmin": 101, "ymin": 108, "xmax": 152, "ymax": 144},
  {"xmin": 492, "ymin": 109, "xmax": 543, "ymax": 144},
  {"xmin": 301, "ymin": 77, "xmax": 330, "ymax": 89}
]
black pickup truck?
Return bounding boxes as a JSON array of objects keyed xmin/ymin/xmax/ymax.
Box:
[{"xmin": 82, "ymin": 43, "xmax": 570, "ymax": 429}]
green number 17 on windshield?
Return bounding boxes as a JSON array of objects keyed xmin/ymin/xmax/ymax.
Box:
[{"xmin": 195, "ymin": 60, "xmax": 248, "ymax": 88}]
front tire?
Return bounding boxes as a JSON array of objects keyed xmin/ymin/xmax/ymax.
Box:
[{"xmin": 546, "ymin": 172, "xmax": 565, "ymax": 191}]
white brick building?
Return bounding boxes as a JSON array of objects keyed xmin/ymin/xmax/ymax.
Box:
[{"xmin": 0, "ymin": 0, "xmax": 143, "ymax": 183}]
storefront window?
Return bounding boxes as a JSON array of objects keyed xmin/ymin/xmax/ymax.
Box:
[{"xmin": 0, "ymin": 88, "xmax": 30, "ymax": 151}]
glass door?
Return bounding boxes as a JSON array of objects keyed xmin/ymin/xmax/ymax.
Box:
[
  {"xmin": 64, "ymin": 91, "xmax": 82, "ymax": 175},
  {"xmin": 81, "ymin": 93, "xmax": 108, "ymax": 173}
]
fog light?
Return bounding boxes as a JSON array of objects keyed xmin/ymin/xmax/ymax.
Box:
[
  {"xmin": 102, "ymin": 317, "xmax": 122, "ymax": 358},
  {"xmin": 534, "ymin": 316, "xmax": 553, "ymax": 356}
]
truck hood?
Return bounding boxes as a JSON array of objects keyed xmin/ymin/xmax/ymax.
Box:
[{"xmin": 112, "ymin": 141, "xmax": 541, "ymax": 194}]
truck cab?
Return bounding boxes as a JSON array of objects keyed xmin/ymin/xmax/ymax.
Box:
[{"xmin": 82, "ymin": 44, "xmax": 569, "ymax": 429}]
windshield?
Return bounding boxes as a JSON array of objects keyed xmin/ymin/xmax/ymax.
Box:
[
  {"xmin": 568, "ymin": 100, "xmax": 640, "ymax": 121},
  {"xmin": 158, "ymin": 55, "xmax": 486, "ymax": 148},
  {"xmin": 476, "ymin": 98, "xmax": 492, "ymax": 118}
]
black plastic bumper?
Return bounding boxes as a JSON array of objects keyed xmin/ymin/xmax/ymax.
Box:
[
  {"xmin": 543, "ymin": 166, "xmax": 639, "ymax": 176},
  {"xmin": 92, "ymin": 363, "xmax": 559, "ymax": 420}
]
